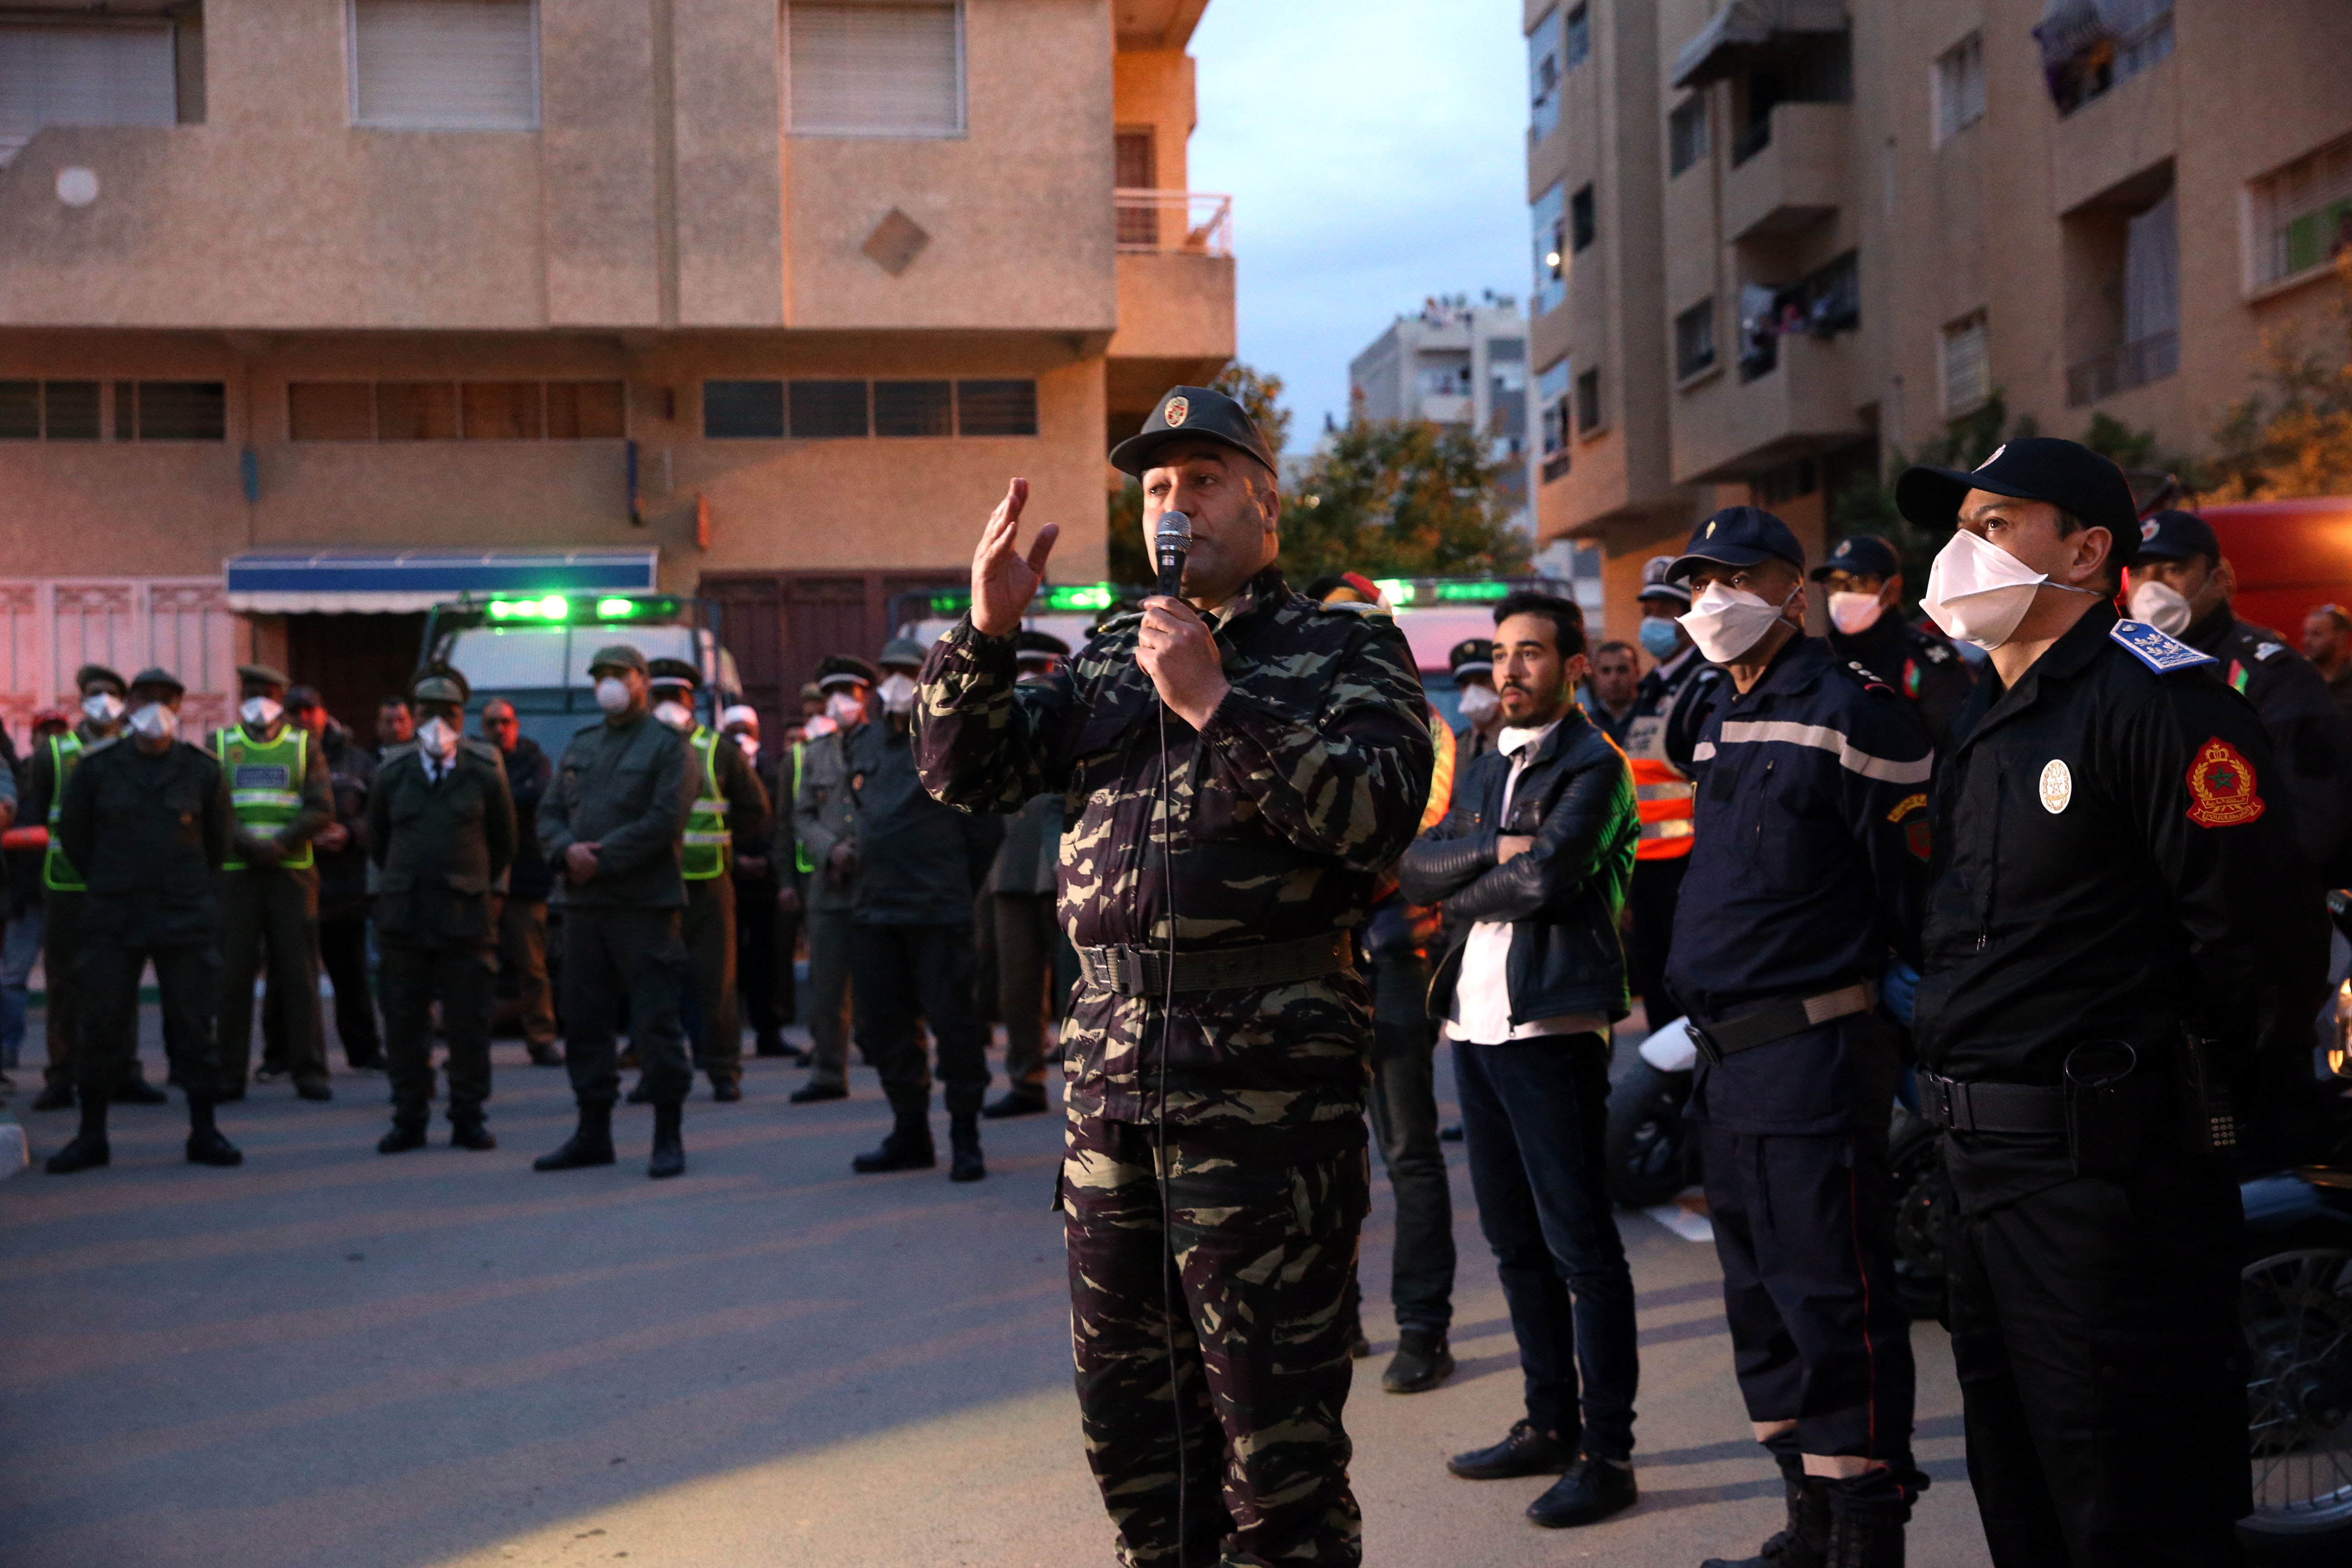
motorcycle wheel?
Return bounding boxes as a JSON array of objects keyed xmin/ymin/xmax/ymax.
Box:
[
  {"xmin": 2239, "ymin": 1242, "xmax": 2352, "ymax": 1563},
  {"xmin": 1605, "ymin": 1061, "xmax": 1695, "ymax": 1211},
  {"xmin": 1887, "ymin": 1110, "xmax": 1951, "ymax": 1322}
]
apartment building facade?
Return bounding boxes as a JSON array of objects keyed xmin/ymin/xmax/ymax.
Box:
[
  {"xmin": 1348, "ymin": 293, "xmax": 1533, "ymax": 531},
  {"xmin": 1523, "ymin": 0, "xmax": 2352, "ymax": 643},
  {"xmin": 0, "ymin": 0, "xmax": 1233, "ymax": 733}
]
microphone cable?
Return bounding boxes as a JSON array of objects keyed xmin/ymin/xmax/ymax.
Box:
[{"xmin": 1155, "ymin": 692, "xmax": 1185, "ymax": 1562}]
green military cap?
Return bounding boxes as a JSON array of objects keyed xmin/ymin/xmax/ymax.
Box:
[
  {"xmin": 878, "ymin": 636, "xmax": 928, "ymax": 671},
  {"xmin": 646, "ymin": 657, "xmax": 701, "ymax": 690},
  {"xmin": 798, "ymin": 680, "xmax": 824, "ymax": 704},
  {"xmin": 411, "ymin": 671, "xmax": 469, "ymax": 706},
  {"xmin": 128, "ymin": 666, "xmax": 185, "ymax": 698},
  {"xmin": 1107, "ymin": 384, "xmax": 1279, "ymax": 479},
  {"xmin": 586, "ymin": 643, "xmax": 648, "ymax": 677},
  {"xmin": 73, "ymin": 663, "xmax": 127, "ymax": 695},
  {"xmin": 236, "ymin": 662, "xmax": 290, "ymax": 690}
]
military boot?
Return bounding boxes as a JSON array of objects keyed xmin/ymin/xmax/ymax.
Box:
[
  {"xmin": 1821, "ymin": 1470, "xmax": 1910, "ymax": 1568},
  {"xmin": 852, "ymin": 1110, "xmax": 935, "ymax": 1173},
  {"xmin": 648, "ymin": 1101, "xmax": 686, "ymax": 1179},
  {"xmin": 184, "ymin": 1098, "xmax": 243, "ymax": 1166},
  {"xmin": 45, "ymin": 1096, "xmax": 111, "ymax": 1175},
  {"xmin": 450, "ymin": 1117, "xmax": 497, "ymax": 1152},
  {"xmin": 113, "ymin": 1071, "xmax": 168, "ymax": 1105},
  {"xmin": 534, "ymin": 1102, "xmax": 617, "ymax": 1171},
  {"xmin": 378, "ymin": 1118, "xmax": 430, "ymax": 1155},
  {"xmin": 947, "ymin": 1112, "xmax": 985, "ymax": 1182},
  {"xmin": 1702, "ymin": 1455, "xmax": 1829, "ymax": 1568}
]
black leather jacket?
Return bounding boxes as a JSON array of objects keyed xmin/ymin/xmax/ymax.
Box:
[{"xmin": 1400, "ymin": 706, "xmax": 1639, "ymax": 1029}]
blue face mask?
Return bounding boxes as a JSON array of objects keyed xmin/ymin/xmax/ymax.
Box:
[{"xmin": 1637, "ymin": 617, "xmax": 1681, "ymax": 659}]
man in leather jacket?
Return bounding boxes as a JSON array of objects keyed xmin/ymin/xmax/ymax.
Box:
[{"xmin": 1401, "ymin": 589, "xmax": 1644, "ymax": 1531}]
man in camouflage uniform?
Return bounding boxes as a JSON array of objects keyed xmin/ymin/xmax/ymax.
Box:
[{"xmin": 917, "ymin": 386, "xmax": 1433, "ymax": 1567}]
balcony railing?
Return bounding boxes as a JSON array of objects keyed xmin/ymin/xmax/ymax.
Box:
[
  {"xmin": 1730, "ymin": 116, "xmax": 1773, "ymax": 168},
  {"xmin": 2066, "ymin": 329, "xmax": 2179, "ymax": 407},
  {"xmin": 1114, "ymin": 190, "xmax": 1234, "ymax": 258}
]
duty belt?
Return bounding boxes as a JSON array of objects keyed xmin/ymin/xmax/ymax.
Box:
[
  {"xmin": 1076, "ymin": 932, "xmax": 1354, "ymax": 998},
  {"xmin": 1916, "ymin": 1071, "xmax": 2067, "ymax": 1136},
  {"xmin": 1688, "ymin": 981, "xmax": 1876, "ymax": 1065}
]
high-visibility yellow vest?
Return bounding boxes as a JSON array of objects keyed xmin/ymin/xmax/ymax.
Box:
[
  {"xmin": 215, "ymin": 725, "xmax": 314, "ymax": 871},
  {"xmin": 41, "ymin": 732, "xmax": 85, "ymax": 892},
  {"xmin": 791, "ymin": 740, "xmax": 812, "ymax": 876},
  {"xmin": 682, "ymin": 726, "xmax": 730, "ymax": 880}
]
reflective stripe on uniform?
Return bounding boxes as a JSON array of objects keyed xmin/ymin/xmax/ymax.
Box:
[
  {"xmin": 42, "ymin": 732, "xmax": 86, "ymax": 891},
  {"xmin": 1710, "ymin": 720, "xmax": 1932, "ymax": 784},
  {"xmin": 1628, "ymin": 755, "xmax": 1696, "ymax": 862},
  {"xmin": 217, "ymin": 725, "xmax": 315, "ymax": 871},
  {"xmin": 792, "ymin": 740, "xmax": 813, "ymax": 876},
  {"xmin": 1639, "ymin": 818, "xmax": 1694, "ymax": 841},
  {"xmin": 682, "ymin": 728, "xmax": 730, "ymax": 879},
  {"xmin": 230, "ymin": 790, "xmax": 303, "ymax": 809},
  {"xmin": 1634, "ymin": 781, "xmax": 1695, "ymax": 802}
]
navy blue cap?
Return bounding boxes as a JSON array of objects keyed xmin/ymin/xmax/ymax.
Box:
[
  {"xmin": 1108, "ymin": 386, "xmax": 1279, "ymax": 479},
  {"xmin": 2134, "ymin": 509, "xmax": 2220, "ymax": 565},
  {"xmin": 1666, "ymin": 506, "xmax": 1806, "ymax": 584},
  {"xmin": 1810, "ymin": 533, "xmax": 1901, "ymax": 583},
  {"xmin": 1447, "ymin": 637, "xmax": 1493, "ymax": 679},
  {"xmin": 1896, "ymin": 437, "xmax": 2141, "ymax": 564}
]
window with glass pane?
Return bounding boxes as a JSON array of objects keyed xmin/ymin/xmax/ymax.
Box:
[
  {"xmin": 873, "ymin": 380, "xmax": 952, "ymax": 436},
  {"xmin": 0, "ymin": 381, "xmax": 38, "ymax": 439},
  {"xmin": 132, "ymin": 382, "xmax": 227, "ymax": 441},
  {"xmin": 44, "ymin": 381, "xmax": 99, "ymax": 439},
  {"xmin": 1574, "ymin": 367, "xmax": 1603, "ymax": 433},
  {"xmin": 1530, "ymin": 184, "xmax": 1567, "ymax": 315},
  {"xmin": 1676, "ymin": 301, "xmax": 1716, "ymax": 380},
  {"xmin": 1536, "ymin": 360, "xmax": 1571, "ymax": 480},
  {"xmin": 0, "ymin": 20, "xmax": 178, "ymax": 160},
  {"xmin": 1570, "ymin": 185, "xmax": 1596, "ymax": 253},
  {"xmin": 1527, "ymin": 7, "xmax": 1560, "ymax": 140},
  {"xmin": 1564, "ymin": 5, "xmax": 1589, "ymax": 69},
  {"xmin": 2248, "ymin": 133, "xmax": 2352, "ymax": 290},
  {"xmin": 704, "ymin": 380, "xmax": 784, "ymax": 439},
  {"xmin": 789, "ymin": 380, "xmax": 870, "ymax": 439},
  {"xmin": 462, "ymin": 382, "xmax": 543, "ymax": 440},
  {"xmin": 348, "ymin": 0, "xmax": 539, "ymax": 131},
  {"xmin": 789, "ymin": 2, "xmax": 963, "ymax": 137},
  {"xmin": 1935, "ymin": 33, "xmax": 1984, "ymax": 145},
  {"xmin": 1669, "ymin": 95, "xmax": 1709, "ymax": 176},
  {"xmin": 957, "ymin": 380, "xmax": 1038, "ymax": 437}
]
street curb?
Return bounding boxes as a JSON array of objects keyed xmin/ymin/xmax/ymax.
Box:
[{"xmin": 0, "ymin": 1108, "xmax": 25, "ymax": 1179}]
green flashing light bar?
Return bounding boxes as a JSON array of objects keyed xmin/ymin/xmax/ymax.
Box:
[
  {"xmin": 926, "ymin": 583, "xmax": 1118, "ymax": 618},
  {"xmin": 484, "ymin": 594, "xmax": 681, "ymax": 622},
  {"xmin": 1372, "ymin": 579, "xmax": 1519, "ymax": 607}
]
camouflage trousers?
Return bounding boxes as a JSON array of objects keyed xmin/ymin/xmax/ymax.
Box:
[{"xmin": 1062, "ymin": 1114, "xmax": 1371, "ymax": 1568}]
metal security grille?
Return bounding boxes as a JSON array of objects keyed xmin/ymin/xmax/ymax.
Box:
[
  {"xmin": 956, "ymin": 380, "xmax": 1037, "ymax": 438},
  {"xmin": 789, "ymin": 380, "xmax": 871, "ymax": 439},
  {"xmin": 874, "ymin": 380, "xmax": 952, "ymax": 437}
]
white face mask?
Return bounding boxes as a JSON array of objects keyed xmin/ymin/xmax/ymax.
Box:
[
  {"xmin": 1456, "ymin": 683, "xmax": 1501, "ymax": 724},
  {"xmin": 418, "ymin": 716, "xmax": 459, "ymax": 759},
  {"xmin": 1827, "ymin": 590, "xmax": 1886, "ymax": 637},
  {"xmin": 594, "ymin": 677, "xmax": 633, "ymax": 714},
  {"xmin": 2127, "ymin": 578, "xmax": 2192, "ymax": 636},
  {"xmin": 877, "ymin": 672, "xmax": 917, "ymax": 715},
  {"xmin": 81, "ymin": 691, "xmax": 124, "ymax": 726},
  {"xmin": 729, "ymin": 732, "xmax": 759, "ymax": 760},
  {"xmin": 1680, "ymin": 580, "xmax": 1801, "ymax": 664},
  {"xmin": 128, "ymin": 701, "xmax": 176, "ymax": 740},
  {"xmin": 1921, "ymin": 528, "xmax": 2102, "ymax": 651},
  {"xmin": 240, "ymin": 695, "xmax": 283, "ymax": 730},
  {"xmin": 825, "ymin": 691, "xmax": 865, "ymax": 726},
  {"xmin": 653, "ymin": 699, "xmax": 694, "ymax": 732}
]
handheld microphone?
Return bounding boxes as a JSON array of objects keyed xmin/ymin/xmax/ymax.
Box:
[{"xmin": 1154, "ymin": 510, "xmax": 1192, "ymax": 600}]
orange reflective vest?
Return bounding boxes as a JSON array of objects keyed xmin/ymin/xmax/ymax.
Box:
[{"xmin": 1628, "ymin": 756, "xmax": 1695, "ymax": 860}]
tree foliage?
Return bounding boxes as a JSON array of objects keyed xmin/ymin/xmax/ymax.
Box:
[{"xmin": 2209, "ymin": 255, "xmax": 2352, "ymax": 501}]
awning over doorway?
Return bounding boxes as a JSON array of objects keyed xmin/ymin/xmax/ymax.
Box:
[
  {"xmin": 1670, "ymin": 0, "xmax": 1848, "ymax": 89},
  {"xmin": 222, "ymin": 548, "xmax": 659, "ymax": 614}
]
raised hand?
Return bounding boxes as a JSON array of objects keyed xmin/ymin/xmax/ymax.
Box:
[{"xmin": 971, "ymin": 478, "xmax": 1060, "ymax": 637}]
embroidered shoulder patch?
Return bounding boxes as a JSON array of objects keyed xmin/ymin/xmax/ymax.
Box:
[
  {"xmin": 2185, "ymin": 738, "xmax": 2264, "ymax": 827},
  {"xmin": 2112, "ymin": 618, "xmax": 2218, "ymax": 674},
  {"xmin": 1886, "ymin": 792, "xmax": 1931, "ymax": 858},
  {"xmin": 2254, "ymin": 641, "xmax": 2287, "ymax": 662}
]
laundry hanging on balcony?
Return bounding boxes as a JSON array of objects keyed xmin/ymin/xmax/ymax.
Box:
[{"xmin": 1670, "ymin": 0, "xmax": 1848, "ymax": 90}]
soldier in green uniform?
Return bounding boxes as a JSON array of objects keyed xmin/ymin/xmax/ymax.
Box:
[
  {"xmin": 639, "ymin": 658, "xmax": 769, "ymax": 1103},
  {"xmin": 787, "ymin": 655, "xmax": 875, "ymax": 1103},
  {"xmin": 534, "ymin": 644, "xmax": 698, "ymax": 1180},
  {"xmin": 918, "ymin": 387, "xmax": 1434, "ymax": 1567},
  {"xmin": 25, "ymin": 664, "xmax": 165, "ymax": 1111},
  {"xmin": 47, "ymin": 667, "xmax": 242, "ymax": 1173},
  {"xmin": 211, "ymin": 662, "xmax": 335, "ymax": 1101},
  {"xmin": 369, "ymin": 671, "xmax": 516, "ymax": 1153}
]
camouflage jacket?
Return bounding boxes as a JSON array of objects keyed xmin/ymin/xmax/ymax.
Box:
[{"xmin": 916, "ymin": 565, "xmax": 1435, "ymax": 1137}]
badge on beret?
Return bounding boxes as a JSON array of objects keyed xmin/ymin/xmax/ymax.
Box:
[
  {"xmin": 1163, "ymin": 396, "xmax": 1190, "ymax": 428},
  {"xmin": 1977, "ymin": 444, "xmax": 2007, "ymax": 470},
  {"xmin": 2038, "ymin": 759, "xmax": 2071, "ymax": 814},
  {"xmin": 2185, "ymin": 738, "xmax": 2264, "ymax": 827}
]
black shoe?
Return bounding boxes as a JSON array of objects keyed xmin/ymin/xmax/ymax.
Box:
[
  {"xmin": 1822, "ymin": 1500, "xmax": 1904, "ymax": 1568},
  {"xmin": 948, "ymin": 1114, "xmax": 985, "ymax": 1182},
  {"xmin": 1448, "ymin": 1421, "xmax": 1577, "ymax": 1481},
  {"xmin": 1382, "ymin": 1328, "xmax": 1455, "ymax": 1393},
  {"xmin": 347, "ymin": 1054, "xmax": 388, "ymax": 1075},
  {"xmin": 625, "ymin": 1079, "xmax": 655, "ymax": 1105},
  {"xmin": 535, "ymin": 1106, "xmax": 617, "ymax": 1171},
  {"xmin": 254, "ymin": 1065, "xmax": 288, "ymax": 1085},
  {"xmin": 113, "ymin": 1076, "xmax": 168, "ymax": 1105},
  {"xmin": 1702, "ymin": 1465, "xmax": 1830, "ymax": 1568},
  {"xmin": 526, "ymin": 1041, "xmax": 565, "ymax": 1068},
  {"xmin": 1528, "ymin": 1457, "xmax": 1638, "ymax": 1529},
  {"xmin": 754, "ymin": 1034, "xmax": 792, "ymax": 1058},
  {"xmin": 31, "ymin": 1083, "xmax": 74, "ymax": 1112},
  {"xmin": 648, "ymin": 1101, "xmax": 685, "ymax": 1180},
  {"xmin": 451, "ymin": 1121, "xmax": 497, "ymax": 1152},
  {"xmin": 853, "ymin": 1114, "xmax": 936, "ymax": 1173},
  {"xmin": 790, "ymin": 1080, "xmax": 847, "ymax": 1104},
  {"xmin": 216, "ymin": 1084, "xmax": 246, "ymax": 1103},
  {"xmin": 378, "ymin": 1123, "xmax": 430, "ymax": 1155},
  {"xmin": 295, "ymin": 1079, "xmax": 333, "ymax": 1102},
  {"xmin": 186, "ymin": 1127, "xmax": 244, "ymax": 1166},
  {"xmin": 44, "ymin": 1134, "xmax": 111, "ymax": 1174},
  {"xmin": 711, "ymin": 1078, "xmax": 742, "ymax": 1103},
  {"xmin": 980, "ymin": 1088, "xmax": 1048, "ymax": 1119}
]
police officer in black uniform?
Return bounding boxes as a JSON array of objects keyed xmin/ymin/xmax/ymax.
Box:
[
  {"xmin": 1811, "ymin": 533, "xmax": 1975, "ymax": 754},
  {"xmin": 1448, "ymin": 637, "xmax": 1503, "ymax": 762},
  {"xmin": 1622, "ymin": 555, "xmax": 1725, "ymax": 1026},
  {"xmin": 1900, "ymin": 440, "xmax": 2328, "ymax": 1568},
  {"xmin": 1664, "ymin": 509, "xmax": 1932, "ymax": 1568},
  {"xmin": 2129, "ymin": 507, "xmax": 2352, "ymax": 886}
]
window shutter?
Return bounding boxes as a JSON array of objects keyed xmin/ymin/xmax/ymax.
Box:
[
  {"xmin": 350, "ymin": 0, "xmax": 539, "ymax": 132},
  {"xmin": 789, "ymin": 3, "xmax": 963, "ymax": 137},
  {"xmin": 0, "ymin": 23, "xmax": 177, "ymax": 164},
  {"xmin": 1941, "ymin": 315, "xmax": 1989, "ymax": 414}
]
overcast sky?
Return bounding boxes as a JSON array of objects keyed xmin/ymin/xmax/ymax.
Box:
[{"xmin": 1187, "ymin": 1, "xmax": 1530, "ymax": 454}]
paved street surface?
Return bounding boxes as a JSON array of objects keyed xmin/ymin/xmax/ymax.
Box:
[{"xmin": 0, "ymin": 1018, "xmax": 1989, "ymax": 1568}]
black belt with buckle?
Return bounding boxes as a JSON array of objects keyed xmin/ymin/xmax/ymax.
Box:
[
  {"xmin": 1075, "ymin": 933, "xmax": 1354, "ymax": 998},
  {"xmin": 1688, "ymin": 981, "xmax": 1877, "ymax": 1065},
  {"xmin": 1916, "ymin": 1070, "xmax": 2067, "ymax": 1136}
]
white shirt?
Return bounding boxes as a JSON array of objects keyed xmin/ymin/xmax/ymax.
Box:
[{"xmin": 1442, "ymin": 718, "xmax": 1612, "ymax": 1047}]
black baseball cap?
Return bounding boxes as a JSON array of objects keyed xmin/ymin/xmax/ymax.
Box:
[
  {"xmin": 1896, "ymin": 437, "xmax": 2141, "ymax": 564},
  {"xmin": 1811, "ymin": 533, "xmax": 1901, "ymax": 583},
  {"xmin": 1447, "ymin": 637, "xmax": 1493, "ymax": 680},
  {"xmin": 2134, "ymin": 509, "xmax": 2220, "ymax": 566},
  {"xmin": 1666, "ymin": 506, "xmax": 1806, "ymax": 584},
  {"xmin": 1108, "ymin": 386, "xmax": 1279, "ymax": 479}
]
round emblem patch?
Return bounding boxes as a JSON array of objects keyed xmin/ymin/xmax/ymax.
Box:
[
  {"xmin": 1162, "ymin": 396, "xmax": 1190, "ymax": 428},
  {"xmin": 2038, "ymin": 759, "xmax": 2072, "ymax": 814}
]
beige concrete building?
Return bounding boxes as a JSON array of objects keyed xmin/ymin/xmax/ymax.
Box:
[
  {"xmin": 1523, "ymin": 0, "xmax": 2352, "ymax": 644},
  {"xmin": 0, "ymin": 0, "xmax": 1233, "ymax": 731}
]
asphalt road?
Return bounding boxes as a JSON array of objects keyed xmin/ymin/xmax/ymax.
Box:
[{"xmin": 0, "ymin": 1020, "xmax": 1991, "ymax": 1568}]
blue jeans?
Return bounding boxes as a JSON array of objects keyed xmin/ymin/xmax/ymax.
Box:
[
  {"xmin": 1455, "ymin": 1031, "xmax": 1640, "ymax": 1460},
  {"xmin": 0, "ymin": 904, "xmax": 43, "ymax": 1069}
]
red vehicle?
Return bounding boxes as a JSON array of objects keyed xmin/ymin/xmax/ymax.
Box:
[{"xmin": 2193, "ymin": 497, "xmax": 2352, "ymax": 641}]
